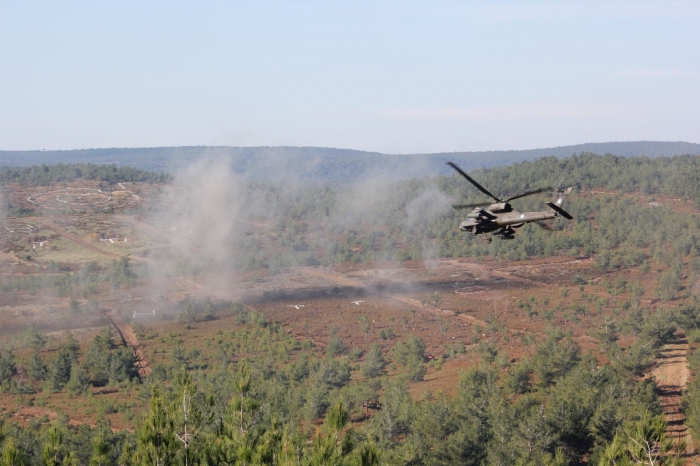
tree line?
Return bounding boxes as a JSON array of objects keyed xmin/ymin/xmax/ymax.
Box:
[{"xmin": 0, "ymin": 164, "xmax": 170, "ymax": 187}]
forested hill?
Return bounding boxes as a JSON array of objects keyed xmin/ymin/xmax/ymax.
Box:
[
  {"xmin": 0, "ymin": 163, "xmax": 170, "ymax": 186},
  {"xmin": 1, "ymin": 141, "xmax": 698, "ymax": 181}
]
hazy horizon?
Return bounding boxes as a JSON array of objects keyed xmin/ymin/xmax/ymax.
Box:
[{"xmin": 3, "ymin": 140, "xmax": 700, "ymax": 156}]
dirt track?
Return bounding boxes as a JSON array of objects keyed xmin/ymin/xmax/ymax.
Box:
[
  {"xmin": 652, "ymin": 337, "xmax": 696, "ymax": 460},
  {"xmin": 36, "ymin": 218, "xmax": 122, "ymax": 257},
  {"xmin": 104, "ymin": 311, "xmax": 151, "ymax": 378},
  {"xmin": 35, "ymin": 217, "xmax": 152, "ymax": 264}
]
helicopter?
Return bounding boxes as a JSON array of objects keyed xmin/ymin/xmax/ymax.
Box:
[{"xmin": 447, "ymin": 162, "xmax": 574, "ymax": 243}]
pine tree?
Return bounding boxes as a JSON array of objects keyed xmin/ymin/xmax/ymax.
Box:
[
  {"xmin": 48, "ymin": 348, "xmax": 72, "ymax": 392},
  {"xmin": 109, "ymin": 346, "xmax": 139, "ymax": 384},
  {"xmin": 356, "ymin": 442, "xmax": 381, "ymax": 466},
  {"xmin": 326, "ymin": 332, "xmax": 348, "ymax": 357},
  {"xmin": 24, "ymin": 327, "xmax": 47, "ymax": 352},
  {"xmin": 65, "ymin": 364, "xmax": 90, "ymax": 396},
  {"xmin": 42, "ymin": 426, "xmax": 64, "ymax": 466},
  {"xmin": 136, "ymin": 370, "xmax": 214, "ymax": 466},
  {"xmin": 362, "ymin": 344, "xmax": 386, "ymax": 378},
  {"xmin": 27, "ymin": 353, "xmax": 48, "ymax": 381},
  {"xmin": 62, "ymin": 451, "xmax": 79, "ymax": 466},
  {"xmin": 0, "ymin": 438, "xmax": 27, "ymax": 466},
  {"xmin": 599, "ymin": 410, "xmax": 682, "ymax": 465},
  {"xmin": 83, "ymin": 331, "xmax": 113, "ymax": 386},
  {"xmin": 89, "ymin": 431, "xmax": 110, "ymax": 466},
  {"xmin": 0, "ymin": 350, "xmax": 17, "ymax": 384},
  {"xmin": 63, "ymin": 333, "xmax": 80, "ymax": 360},
  {"xmin": 118, "ymin": 439, "xmax": 136, "ymax": 466},
  {"xmin": 135, "ymin": 388, "xmax": 177, "ymax": 466},
  {"xmin": 171, "ymin": 370, "xmax": 215, "ymax": 465},
  {"xmin": 308, "ymin": 402, "xmax": 356, "ymax": 465},
  {"xmin": 220, "ymin": 363, "xmax": 264, "ymax": 463},
  {"xmin": 358, "ymin": 316, "xmax": 370, "ymax": 341}
]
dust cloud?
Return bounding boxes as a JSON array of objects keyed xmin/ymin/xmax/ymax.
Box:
[
  {"xmin": 0, "ymin": 188, "xmax": 5, "ymax": 221},
  {"xmin": 404, "ymin": 187, "xmax": 452, "ymax": 264},
  {"xmin": 404, "ymin": 188, "xmax": 452, "ymax": 229},
  {"xmin": 147, "ymin": 157, "xmax": 249, "ymax": 276},
  {"xmin": 146, "ymin": 153, "xmax": 457, "ymax": 294}
]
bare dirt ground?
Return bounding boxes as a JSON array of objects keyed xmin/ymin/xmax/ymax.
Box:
[
  {"xmin": 652, "ymin": 337, "xmax": 696, "ymax": 461},
  {"xmin": 297, "ymin": 266, "xmax": 492, "ymax": 329}
]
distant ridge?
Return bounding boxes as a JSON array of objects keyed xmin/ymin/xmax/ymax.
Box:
[
  {"xmin": 1, "ymin": 141, "xmax": 698, "ymax": 181},
  {"xmin": 424, "ymin": 141, "xmax": 700, "ymax": 160}
]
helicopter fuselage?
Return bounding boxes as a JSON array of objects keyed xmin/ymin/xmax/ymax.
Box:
[{"xmin": 459, "ymin": 208, "xmax": 558, "ymax": 234}]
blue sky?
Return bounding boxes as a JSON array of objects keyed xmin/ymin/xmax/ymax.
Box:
[{"xmin": 1, "ymin": 1, "xmax": 698, "ymax": 153}]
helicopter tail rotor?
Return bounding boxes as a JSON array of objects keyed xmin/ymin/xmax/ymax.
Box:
[
  {"xmin": 544, "ymin": 187, "xmax": 574, "ymax": 219},
  {"xmin": 545, "ymin": 201, "xmax": 574, "ymax": 220}
]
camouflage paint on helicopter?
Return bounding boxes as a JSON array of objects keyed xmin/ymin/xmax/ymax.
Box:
[{"xmin": 448, "ymin": 162, "xmax": 574, "ymax": 243}]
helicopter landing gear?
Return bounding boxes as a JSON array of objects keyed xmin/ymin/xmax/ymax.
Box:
[
  {"xmin": 472, "ymin": 230, "xmax": 491, "ymax": 244},
  {"xmin": 494, "ymin": 227, "xmax": 516, "ymax": 240}
]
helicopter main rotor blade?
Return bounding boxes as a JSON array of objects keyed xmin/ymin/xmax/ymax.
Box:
[
  {"xmin": 447, "ymin": 162, "xmax": 501, "ymax": 202},
  {"xmin": 504, "ymin": 187, "xmax": 554, "ymax": 202},
  {"xmin": 451, "ymin": 202, "xmax": 491, "ymax": 209}
]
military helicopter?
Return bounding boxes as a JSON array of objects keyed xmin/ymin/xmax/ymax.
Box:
[{"xmin": 447, "ymin": 162, "xmax": 574, "ymax": 243}]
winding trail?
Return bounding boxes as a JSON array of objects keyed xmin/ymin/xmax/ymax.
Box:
[{"xmin": 652, "ymin": 337, "xmax": 696, "ymax": 459}]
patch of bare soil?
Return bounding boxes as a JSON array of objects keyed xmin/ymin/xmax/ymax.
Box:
[
  {"xmin": 297, "ymin": 266, "xmax": 498, "ymax": 330},
  {"xmin": 652, "ymin": 337, "xmax": 696, "ymax": 460}
]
